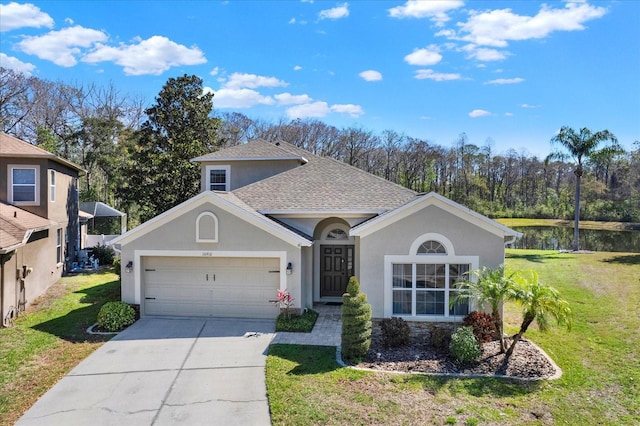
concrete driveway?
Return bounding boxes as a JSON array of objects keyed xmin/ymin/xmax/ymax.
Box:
[{"xmin": 16, "ymin": 317, "xmax": 275, "ymax": 426}]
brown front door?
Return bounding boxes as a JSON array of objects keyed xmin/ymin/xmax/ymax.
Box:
[{"xmin": 320, "ymin": 245, "xmax": 354, "ymax": 297}]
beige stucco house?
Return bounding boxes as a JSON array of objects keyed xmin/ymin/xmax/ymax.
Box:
[
  {"xmin": 0, "ymin": 132, "xmax": 83, "ymax": 326},
  {"xmin": 112, "ymin": 139, "xmax": 520, "ymax": 322}
]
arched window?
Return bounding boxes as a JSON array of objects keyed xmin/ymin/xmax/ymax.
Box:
[
  {"xmin": 196, "ymin": 211, "xmax": 218, "ymax": 243},
  {"xmin": 325, "ymin": 228, "xmax": 348, "ymax": 240},
  {"xmin": 417, "ymin": 240, "xmax": 446, "ymax": 255}
]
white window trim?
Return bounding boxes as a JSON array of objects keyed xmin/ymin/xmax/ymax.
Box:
[
  {"xmin": 8, "ymin": 165, "xmax": 40, "ymax": 206},
  {"xmin": 195, "ymin": 211, "xmax": 219, "ymax": 243},
  {"xmin": 50, "ymin": 170, "xmax": 56, "ymax": 202},
  {"xmin": 384, "ymin": 254, "xmax": 478, "ymax": 321},
  {"xmin": 409, "ymin": 233, "xmax": 455, "ymax": 256},
  {"xmin": 205, "ymin": 165, "xmax": 230, "ymax": 192},
  {"xmin": 56, "ymin": 228, "xmax": 63, "ymax": 265}
]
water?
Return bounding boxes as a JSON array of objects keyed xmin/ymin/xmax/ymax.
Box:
[{"xmin": 511, "ymin": 226, "xmax": 640, "ymax": 253}]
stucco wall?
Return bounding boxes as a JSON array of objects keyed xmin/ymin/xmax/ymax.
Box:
[
  {"xmin": 119, "ymin": 201, "xmax": 305, "ymax": 312},
  {"xmin": 358, "ymin": 204, "xmax": 505, "ymax": 318},
  {"xmin": 199, "ymin": 160, "xmax": 301, "ymax": 191}
]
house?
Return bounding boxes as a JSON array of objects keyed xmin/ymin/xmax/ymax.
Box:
[
  {"xmin": 111, "ymin": 139, "xmax": 520, "ymax": 323},
  {"xmin": 0, "ymin": 132, "xmax": 83, "ymax": 326}
]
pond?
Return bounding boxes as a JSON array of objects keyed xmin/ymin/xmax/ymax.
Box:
[{"xmin": 510, "ymin": 226, "xmax": 640, "ymax": 253}]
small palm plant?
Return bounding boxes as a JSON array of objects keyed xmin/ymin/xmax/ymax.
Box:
[
  {"xmin": 452, "ymin": 265, "xmax": 516, "ymax": 353},
  {"xmin": 505, "ymin": 270, "xmax": 572, "ymax": 358}
]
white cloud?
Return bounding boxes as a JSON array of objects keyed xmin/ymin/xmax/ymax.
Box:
[
  {"xmin": 210, "ymin": 66, "xmax": 219, "ymax": 76},
  {"xmin": 388, "ymin": 0, "xmax": 463, "ymax": 25},
  {"xmin": 0, "ymin": 2, "xmax": 54, "ymax": 32},
  {"xmin": 359, "ymin": 70, "xmax": 382, "ymax": 81},
  {"xmin": 521, "ymin": 103, "xmax": 540, "ymax": 108},
  {"xmin": 404, "ymin": 45, "xmax": 442, "ymax": 66},
  {"xmin": 319, "ymin": 3, "xmax": 349, "ymax": 20},
  {"xmin": 208, "ymin": 87, "xmax": 275, "ymax": 109},
  {"xmin": 464, "ymin": 46, "xmax": 508, "ymax": 61},
  {"xmin": 484, "ymin": 77, "xmax": 525, "ymax": 85},
  {"xmin": 505, "ymin": 112, "xmax": 514, "ymax": 117},
  {"xmin": 330, "ymin": 103, "xmax": 363, "ymax": 117},
  {"xmin": 274, "ymin": 92, "xmax": 313, "ymax": 105},
  {"xmin": 469, "ymin": 109, "xmax": 491, "ymax": 118},
  {"xmin": 420, "ymin": 116, "xmax": 432, "ymax": 120},
  {"xmin": 18, "ymin": 26, "xmax": 108, "ymax": 67},
  {"xmin": 293, "ymin": 65, "xmax": 302, "ymax": 71},
  {"xmin": 456, "ymin": 2, "xmax": 608, "ymax": 47},
  {"xmin": 414, "ymin": 69, "xmax": 461, "ymax": 81},
  {"xmin": 83, "ymin": 35, "xmax": 206, "ymax": 76},
  {"xmin": 222, "ymin": 72, "xmax": 288, "ymax": 90},
  {"xmin": 287, "ymin": 101, "xmax": 331, "ymax": 119},
  {"xmin": 0, "ymin": 53, "xmax": 35, "ymax": 75}
]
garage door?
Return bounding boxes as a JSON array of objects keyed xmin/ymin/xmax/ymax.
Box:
[{"xmin": 143, "ymin": 256, "xmax": 281, "ymax": 319}]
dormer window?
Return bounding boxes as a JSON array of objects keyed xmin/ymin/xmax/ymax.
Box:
[{"xmin": 206, "ymin": 165, "xmax": 230, "ymax": 192}]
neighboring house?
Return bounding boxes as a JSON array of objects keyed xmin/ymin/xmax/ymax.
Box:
[
  {"xmin": 112, "ymin": 139, "xmax": 520, "ymax": 323},
  {"xmin": 0, "ymin": 132, "xmax": 83, "ymax": 326},
  {"xmin": 80, "ymin": 201, "xmax": 127, "ymax": 248}
]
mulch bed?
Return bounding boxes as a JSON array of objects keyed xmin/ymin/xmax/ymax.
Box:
[{"xmin": 354, "ymin": 335, "xmax": 558, "ymax": 380}]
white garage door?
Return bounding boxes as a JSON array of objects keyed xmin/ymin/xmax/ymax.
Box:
[{"xmin": 143, "ymin": 256, "xmax": 281, "ymax": 319}]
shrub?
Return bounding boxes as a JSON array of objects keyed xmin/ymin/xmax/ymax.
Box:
[
  {"xmin": 91, "ymin": 243, "xmax": 114, "ymax": 266},
  {"xmin": 341, "ymin": 277, "xmax": 372, "ymax": 361},
  {"xmin": 97, "ymin": 301, "xmax": 136, "ymax": 331},
  {"xmin": 112, "ymin": 257, "xmax": 121, "ymax": 278},
  {"xmin": 380, "ymin": 317, "xmax": 411, "ymax": 347},
  {"xmin": 429, "ymin": 327, "xmax": 451, "ymax": 349},
  {"xmin": 449, "ymin": 326, "xmax": 481, "ymax": 364},
  {"xmin": 463, "ymin": 311, "xmax": 495, "ymax": 344}
]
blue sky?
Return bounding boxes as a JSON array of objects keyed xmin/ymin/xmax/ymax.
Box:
[{"xmin": 1, "ymin": 1, "xmax": 639, "ymax": 158}]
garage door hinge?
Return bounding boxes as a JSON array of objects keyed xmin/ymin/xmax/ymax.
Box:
[
  {"xmin": 145, "ymin": 269, "xmax": 156, "ymax": 272},
  {"xmin": 268, "ymin": 270, "xmax": 280, "ymax": 273},
  {"xmin": 145, "ymin": 297, "xmax": 156, "ymax": 300}
]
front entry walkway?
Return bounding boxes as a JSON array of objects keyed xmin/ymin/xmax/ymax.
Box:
[{"xmin": 272, "ymin": 303, "xmax": 342, "ymax": 346}]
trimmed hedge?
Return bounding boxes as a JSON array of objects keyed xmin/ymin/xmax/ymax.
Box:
[
  {"xmin": 380, "ymin": 317, "xmax": 411, "ymax": 347},
  {"xmin": 341, "ymin": 277, "xmax": 372, "ymax": 361},
  {"xmin": 97, "ymin": 301, "xmax": 136, "ymax": 331},
  {"xmin": 449, "ymin": 326, "xmax": 481, "ymax": 364}
]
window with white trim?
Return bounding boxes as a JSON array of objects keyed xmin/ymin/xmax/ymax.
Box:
[
  {"xmin": 326, "ymin": 228, "xmax": 348, "ymax": 240},
  {"xmin": 50, "ymin": 170, "xmax": 56, "ymax": 202},
  {"xmin": 206, "ymin": 165, "xmax": 230, "ymax": 191},
  {"xmin": 56, "ymin": 228, "xmax": 63, "ymax": 264},
  {"xmin": 386, "ymin": 234, "xmax": 476, "ymax": 320},
  {"xmin": 9, "ymin": 166, "xmax": 39, "ymax": 205}
]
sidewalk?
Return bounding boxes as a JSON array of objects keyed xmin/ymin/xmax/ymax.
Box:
[{"xmin": 272, "ymin": 303, "xmax": 342, "ymax": 346}]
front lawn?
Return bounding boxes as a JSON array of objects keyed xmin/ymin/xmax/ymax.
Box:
[
  {"xmin": 266, "ymin": 250, "xmax": 640, "ymax": 425},
  {"xmin": 0, "ymin": 269, "xmax": 120, "ymax": 425}
]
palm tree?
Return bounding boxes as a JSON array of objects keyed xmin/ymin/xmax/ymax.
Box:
[
  {"xmin": 549, "ymin": 126, "xmax": 620, "ymax": 251},
  {"xmin": 505, "ymin": 270, "xmax": 572, "ymax": 358},
  {"xmin": 453, "ymin": 265, "xmax": 516, "ymax": 353}
]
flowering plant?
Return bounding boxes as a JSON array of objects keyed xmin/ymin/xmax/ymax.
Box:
[{"xmin": 273, "ymin": 289, "xmax": 294, "ymax": 319}]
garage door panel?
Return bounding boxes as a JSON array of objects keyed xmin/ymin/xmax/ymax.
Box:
[{"xmin": 143, "ymin": 256, "xmax": 280, "ymax": 319}]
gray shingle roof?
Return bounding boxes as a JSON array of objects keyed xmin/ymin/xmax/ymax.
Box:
[
  {"xmin": 0, "ymin": 203, "xmax": 53, "ymax": 252},
  {"xmin": 233, "ymin": 141, "xmax": 418, "ymax": 212},
  {"xmin": 192, "ymin": 138, "xmax": 307, "ymax": 163}
]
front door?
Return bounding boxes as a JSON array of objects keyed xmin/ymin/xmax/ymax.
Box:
[{"xmin": 320, "ymin": 245, "xmax": 355, "ymax": 298}]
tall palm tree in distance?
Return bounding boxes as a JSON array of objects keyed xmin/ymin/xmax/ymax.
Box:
[{"xmin": 549, "ymin": 126, "xmax": 620, "ymax": 251}]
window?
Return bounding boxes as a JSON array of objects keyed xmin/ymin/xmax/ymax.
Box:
[
  {"xmin": 50, "ymin": 170, "xmax": 56, "ymax": 202},
  {"xmin": 9, "ymin": 166, "xmax": 39, "ymax": 205},
  {"xmin": 392, "ymin": 262, "xmax": 469, "ymax": 317},
  {"xmin": 326, "ymin": 228, "xmax": 348, "ymax": 240},
  {"xmin": 417, "ymin": 240, "xmax": 446, "ymax": 254},
  {"xmin": 206, "ymin": 165, "xmax": 230, "ymax": 191},
  {"xmin": 56, "ymin": 229, "xmax": 63, "ymax": 264}
]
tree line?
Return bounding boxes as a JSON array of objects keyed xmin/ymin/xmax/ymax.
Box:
[{"xmin": 2, "ymin": 68, "xmax": 638, "ymax": 226}]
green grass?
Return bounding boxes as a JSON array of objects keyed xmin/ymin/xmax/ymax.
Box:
[
  {"xmin": 0, "ymin": 269, "xmax": 120, "ymax": 425},
  {"xmin": 495, "ymin": 218, "xmax": 640, "ymax": 231},
  {"xmin": 276, "ymin": 309, "xmax": 319, "ymax": 332},
  {"xmin": 266, "ymin": 250, "xmax": 640, "ymax": 425}
]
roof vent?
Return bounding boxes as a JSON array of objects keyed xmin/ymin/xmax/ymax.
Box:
[
  {"xmin": 275, "ymin": 142, "xmax": 280, "ymax": 146},
  {"xmin": 14, "ymin": 211, "xmax": 17, "ymax": 218}
]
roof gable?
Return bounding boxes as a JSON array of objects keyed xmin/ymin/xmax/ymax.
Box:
[
  {"xmin": 0, "ymin": 132, "xmax": 84, "ymax": 173},
  {"xmin": 350, "ymin": 192, "xmax": 522, "ymax": 239},
  {"xmin": 109, "ymin": 191, "xmax": 312, "ymax": 247}
]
